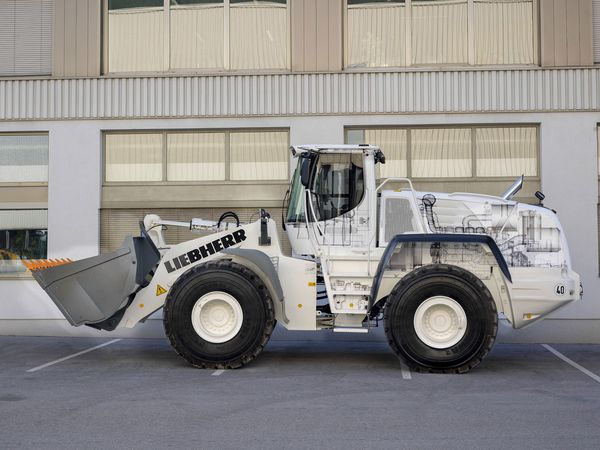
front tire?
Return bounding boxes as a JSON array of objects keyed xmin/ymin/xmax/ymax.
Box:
[
  {"xmin": 163, "ymin": 260, "xmax": 275, "ymax": 369},
  {"xmin": 384, "ymin": 264, "xmax": 498, "ymax": 373}
]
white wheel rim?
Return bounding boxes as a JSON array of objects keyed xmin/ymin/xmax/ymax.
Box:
[
  {"xmin": 191, "ymin": 292, "xmax": 243, "ymax": 344},
  {"xmin": 413, "ymin": 296, "xmax": 467, "ymax": 349}
]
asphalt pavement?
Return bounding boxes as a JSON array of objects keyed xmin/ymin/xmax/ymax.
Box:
[{"xmin": 1, "ymin": 327, "xmax": 599, "ymax": 450}]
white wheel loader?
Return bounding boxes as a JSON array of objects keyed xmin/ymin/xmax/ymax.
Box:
[{"xmin": 26, "ymin": 145, "xmax": 582, "ymax": 373}]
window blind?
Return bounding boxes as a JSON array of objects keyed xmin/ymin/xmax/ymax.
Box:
[
  {"xmin": 0, "ymin": 134, "xmax": 48, "ymax": 182},
  {"xmin": 364, "ymin": 128, "xmax": 408, "ymax": 178},
  {"xmin": 0, "ymin": 0, "xmax": 53, "ymax": 76},
  {"xmin": 411, "ymin": 128, "xmax": 472, "ymax": 178},
  {"xmin": 475, "ymin": 126, "xmax": 537, "ymax": 177},
  {"xmin": 229, "ymin": 131, "xmax": 289, "ymax": 181},
  {"xmin": 167, "ymin": 133, "xmax": 226, "ymax": 181},
  {"xmin": 105, "ymin": 133, "xmax": 163, "ymax": 182}
]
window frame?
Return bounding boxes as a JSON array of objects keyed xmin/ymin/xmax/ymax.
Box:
[
  {"xmin": 102, "ymin": 128, "xmax": 291, "ymax": 185},
  {"xmin": 0, "ymin": 208, "xmax": 49, "ymax": 279},
  {"xmin": 0, "ymin": 132, "xmax": 50, "ymax": 187},
  {"xmin": 344, "ymin": 123, "xmax": 541, "ymax": 182},
  {"xmin": 342, "ymin": 0, "xmax": 540, "ymax": 70},
  {"xmin": 0, "ymin": 132, "xmax": 50, "ymax": 279},
  {"xmin": 102, "ymin": 0, "xmax": 292, "ymax": 75}
]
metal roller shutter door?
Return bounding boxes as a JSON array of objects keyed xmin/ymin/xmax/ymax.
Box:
[{"xmin": 100, "ymin": 207, "xmax": 292, "ymax": 256}]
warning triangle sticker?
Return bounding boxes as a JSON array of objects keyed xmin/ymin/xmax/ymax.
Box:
[{"xmin": 156, "ymin": 284, "xmax": 167, "ymax": 296}]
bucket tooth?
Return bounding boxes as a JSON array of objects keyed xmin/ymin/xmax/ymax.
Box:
[{"xmin": 23, "ymin": 258, "xmax": 73, "ymax": 271}]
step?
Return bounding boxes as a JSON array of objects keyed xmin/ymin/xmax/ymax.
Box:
[
  {"xmin": 333, "ymin": 327, "xmax": 369, "ymax": 333},
  {"xmin": 329, "ymin": 290, "xmax": 370, "ymax": 296}
]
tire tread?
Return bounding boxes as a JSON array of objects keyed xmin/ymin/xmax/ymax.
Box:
[
  {"xmin": 163, "ymin": 259, "xmax": 275, "ymax": 369},
  {"xmin": 383, "ymin": 264, "xmax": 498, "ymax": 374}
]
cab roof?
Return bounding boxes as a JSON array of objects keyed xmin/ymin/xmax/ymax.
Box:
[{"xmin": 290, "ymin": 144, "xmax": 381, "ymax": 156}]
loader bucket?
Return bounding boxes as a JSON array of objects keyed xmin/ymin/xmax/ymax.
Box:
[{"xmin": 28, "ymin": 225, "xmax": 160, "ymax": 329}]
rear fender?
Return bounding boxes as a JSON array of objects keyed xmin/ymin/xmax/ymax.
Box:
[{"xmin": 370, "ymin": 234, "xmax": 513, "ymax": 321}]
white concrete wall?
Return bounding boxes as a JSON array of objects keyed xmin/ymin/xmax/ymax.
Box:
[{"xmin": 0, "ymin": 112, "xmax": 598, "ymax": 341}]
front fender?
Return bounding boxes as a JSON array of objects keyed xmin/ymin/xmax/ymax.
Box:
[{"xmin": 222, "ymin": 248, "xmax": 289, "ymax": 324}]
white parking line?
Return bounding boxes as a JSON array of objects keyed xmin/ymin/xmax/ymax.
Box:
[
  {"xmin": 26, "ymin": 339, "xmax": 122, "ymax": 373},
  {"xmin": 541, "ymin": 344, "xmax": 600, "ymax": 384},
  {"xmin": 212, "ymin": 369, "xmax": 226, "ymax": 376},
  {"xmin": 399, "ymin": 360, "xmax": 412, "ymax": 380}
]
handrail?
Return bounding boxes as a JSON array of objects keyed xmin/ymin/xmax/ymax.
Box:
[
  {"xmin": 376, "ymin": 177, "xmax": 415, "ymax": 193},
  {"xmin": 377, "ymin": 177, "xmax": 428, "ymax": 234},
  {"xmin": 303, "ymin": 189, "xmax": 327, "ymax": 256},
  {"xmin": 306, "ymin": 189, "xmax": 327, "ymax": 239}
]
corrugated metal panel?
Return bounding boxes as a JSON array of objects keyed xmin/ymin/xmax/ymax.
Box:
[
  {"xmin": 594, "ymin": 0, "xmax": 600, "ymax": 63},
  {"xmin": 1, "ymin": 68, "xmax": 600, "ymax": 121}
]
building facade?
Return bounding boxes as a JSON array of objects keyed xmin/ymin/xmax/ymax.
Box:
[{"xmin": 1, "ymin": 0, "xmax": 600, "ymax": 341}]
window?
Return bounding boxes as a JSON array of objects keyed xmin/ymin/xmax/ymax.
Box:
[
  {"xmin": 107, "ymin": 0, "xmax": 165, "ymax": 72},
  {"xmin": 229, "ymin": 131, "xmax": 288, "ymax": 180},
  {"xmin": 412, "ymin": 0, "xmax": 468, "ymax": 65},
  {"xmin": 346, "ymin": 125, "xmax": 538, "ymax": 179},
  {"xmin": 105, "ymin": 134, "xmax": 163, "ymax": 182},
  {"xmin": 411, "ymin": 128, "xmax": 472, "ymax": 177},
  {"xmin": 286, "ymin": 161, "xmax": 305, "ymax": 223},
  {"xmin": 167, "ymin": 133, "xmax": 226, "ymax": 181},
  {"xmin": 0, "ymin": 134, "xmax": 49, "ymax": 182},
  {"xmin": 106, "ymin": 0, "xmax": 289, "ymax": 73},
  {"xmin": 0, "ymin": 134, "xmax": 49, "ymax": 275},
  {"xmin": 0, "ymin": 0, "xmax": 53, "ymax": 76},
  {"xmin": 346, "ymin": 0, "xmax": 407, "ymax": 68},
  {"xmin": 475, "ymin": 127, "xmax": 537, "ymax": 177},
  {"xmin": 365, "ymin": 129, "xmax": 408, "ymax": 178},
  {"xmin": 0, "ymin": 210, "xmax": 48, "ymax": 274},
  {"xmin": 229, "ymin": 0, "xmax": 288, "ymax": 70},
  {"xmin": 345, "ymin": 0, "xmax": 537, "ymax": 68},
  {"xmin": 104, "ymin": 130, "xmax": 289, "ymax": 182},
  {"xmin": 473, "ymin": 0, "xmax": 536, "ymax": 65},
  {"xmin": 310, "ymin": 153, "xmax": 365, "ymax": 221},
  {"xmin": 170, "ymin": 1, "xmax": 224, "ymax": 70}
]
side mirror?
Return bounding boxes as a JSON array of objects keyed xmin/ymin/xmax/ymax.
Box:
[
  {"xmin": 535, "ymin": 191, "xmax": 545, "ymax": 206},
  {"xmin": 300, "ymin": 157, "xmax": 312, "ymax": 187}
]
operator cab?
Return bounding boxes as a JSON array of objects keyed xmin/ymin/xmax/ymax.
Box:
[{"xmin": 284, "ymin": 145, "xmax": 384, "ymax": 256}]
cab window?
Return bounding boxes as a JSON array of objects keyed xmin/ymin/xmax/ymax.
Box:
[{"xmin": 310, "ymin": 153, "xmax": 364, "ymax": 221}]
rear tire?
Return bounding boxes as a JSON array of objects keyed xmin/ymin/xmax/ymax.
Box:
[
  {"xmin": 384, "ymin": 264, "xmax": 497, "ymax": 373},
  {"xmin": 163, "ymin": 260, "xmax": 275, "ymax": 369}
]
